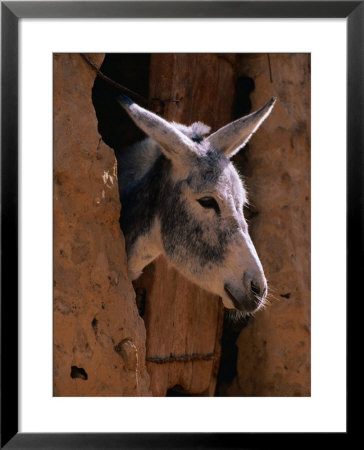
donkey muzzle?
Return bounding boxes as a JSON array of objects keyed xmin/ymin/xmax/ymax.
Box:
[
  {"xmin": 243, "ymin": 271, "xmax": 267, "ymax": 298},
  {"xmin": 224, "ymin": 272, "xmax": 267, "ymax": 312}
]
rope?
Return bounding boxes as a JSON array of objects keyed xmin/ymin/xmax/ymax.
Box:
[{"xmin": 146, "ymin": 352, "xmax": 215, "ymax": 364}]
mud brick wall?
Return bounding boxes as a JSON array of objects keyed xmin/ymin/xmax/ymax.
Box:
[
  {"xmin": 53, "ymin": 54, "xmax": 151, "ymax": 396},
  {"xmin": 222, "ymin": 54, "xmax": 311, "ymax": 396}
]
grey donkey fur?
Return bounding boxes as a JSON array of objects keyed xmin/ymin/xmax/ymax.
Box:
[{"xmin": 118, "ymin": 94, "xmax": 276, "ymax": 313}]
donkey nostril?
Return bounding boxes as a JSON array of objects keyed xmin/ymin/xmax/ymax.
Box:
[
  {"xmin": 251, "ymin": 281, "xmax": 261, "ymax": 297},
  {"xmin": 243, "ymin": 272, "xmax": 267, "ymax": 299}
]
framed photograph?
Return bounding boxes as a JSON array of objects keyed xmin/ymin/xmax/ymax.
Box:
[{"xmin": 1, "ymin": 1, "xmax": 359, "ymax": 448}]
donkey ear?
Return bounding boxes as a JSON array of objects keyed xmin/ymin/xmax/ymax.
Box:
[
  {"xmin": 118, "ymin": 94, "xmax": 194, "ymax": 160},
  {"xmin": 207, "ymin": 97, "xmax": 276, "ymax": 158}
]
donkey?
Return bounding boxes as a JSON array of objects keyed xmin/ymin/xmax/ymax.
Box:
[{"xmin": 117, "ymin": 94, "xmax": 276, "ymax": 313}]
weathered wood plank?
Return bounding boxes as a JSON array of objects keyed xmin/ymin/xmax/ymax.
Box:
[{"xmin": 134, "ymin": 54, "xmax": 235, "ymax": 396}]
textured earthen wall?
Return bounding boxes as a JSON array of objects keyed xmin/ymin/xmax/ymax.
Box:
[
  {"xmin": 53, "ymin": 54, "xmax": 151, "ymax": 396},
  {"xmin": 53, "ymin": 53, "xmax": 311, "ymax": 397},
  {"xmin": 224, "ymin": 54, "xmax": 311, "ymax": 396}
]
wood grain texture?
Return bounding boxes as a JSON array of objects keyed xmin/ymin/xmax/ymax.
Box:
[{"xmin": 133, "ymin": 54, "xmax": 235, "ymax": 396}]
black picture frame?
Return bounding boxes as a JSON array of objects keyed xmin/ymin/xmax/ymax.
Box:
[{"xmin": 1, "ymin": 1, "xmax": 359, "ymax": 448}]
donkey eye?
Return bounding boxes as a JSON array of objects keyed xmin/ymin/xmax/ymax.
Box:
[{"xmin": 197, "ymin": 197, "xmax": 220, "ymax": 215}]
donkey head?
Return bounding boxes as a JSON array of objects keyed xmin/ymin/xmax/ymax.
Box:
[{"xmin": 118, "ymin": 94, "xmax": 276, "ymax": 313}]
